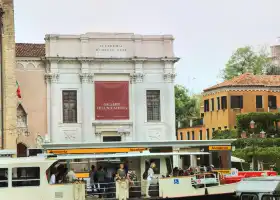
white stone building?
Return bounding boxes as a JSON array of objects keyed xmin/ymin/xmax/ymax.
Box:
[{"xmin": 43, "ymin": 32, "xmax": 179, "ymax": 143}]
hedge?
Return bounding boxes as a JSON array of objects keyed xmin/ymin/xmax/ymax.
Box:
[
  {"xmin": 233, "ymin": 146, "xmax": 280, "ymax": 163},
  {"xmin": 236, "ymin": 112, "xmax": 280, "ymax": 137},
  {"xmin": 233, "ymin": 138, "xmax": 280, "ymax": 148}
]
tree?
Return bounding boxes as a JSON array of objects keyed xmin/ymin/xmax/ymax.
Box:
[
  {"xmin": 175, "ymin": 85, "xmax": 200, "ymax": 129},
  {"xmin": 221, "ymin": 46, "xmax": 277, "ymax": 80}
]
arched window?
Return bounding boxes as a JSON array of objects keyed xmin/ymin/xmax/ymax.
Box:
[{"xmin": 17, "ymin": 104, "xmax": 27, "ymax": 128}]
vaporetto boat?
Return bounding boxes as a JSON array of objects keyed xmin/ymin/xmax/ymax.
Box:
[{"xmin": 0, "ymin": 152, "xmax": 238, "ymax": 200}]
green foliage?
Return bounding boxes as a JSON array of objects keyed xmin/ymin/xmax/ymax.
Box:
[
  {"xmin": 221, "ymin": 46, "xmax": 277, "ymax": 80},
  {"xmin": 175, "ymin": 85, "xmax": 201, "ymax": 128},
  {"xmin": 212, "ymin": 129, "xmax": 238, "ymax": 139},
  {"xmin": 233, "ymin": 138, "xmax": 280, "ymax": 149},
  {"xmin": 233, "ymin": 146, "xmax": 280, "ymax": 163},
  {"xmin": 236, "ymin": 112, "xmax": 280, "ymax": 137}
]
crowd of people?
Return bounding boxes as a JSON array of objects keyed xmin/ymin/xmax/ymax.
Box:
[
  {"xmin": 48, "ymin": 161, "xmax": 216, "ymax": 198},
  {"xmin": 170, "ymin": 165, "xmax": 215, "ymax": 177}
]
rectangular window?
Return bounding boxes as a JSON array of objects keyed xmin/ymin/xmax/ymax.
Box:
[
  {"xmin": 12, "ymin": 167, "xmax": 40, "ymax": 187},
  {"xmin": 199, "ymin": 130, "xmax": 203, "ymax": 140},
  {"xmin": 256, "ymin": 95, "xmax": 263, "ymax": 108},
  {"xmin": 206, "ymin": 129, "xmax": 209, "ymax": 140},
  {"xmin": 211, "ymin": 98, "xmax": 214, "ymax": 111},
  {"xmin": 204, "ymin": 99, "xmax": 209, "ymax": 112},
  {"xmin": 268, "ymin": 95, "xmax": 277, "ymax": 109},
  {"xmin": 187, "ymin": 132, "xmax": 190, "ymax": 140},
  {"xmin": 192, "ymin": 131, "xmax": 195, "ymax": 140},
  {"xmin": 62, "ymin": 90, "xmax": 77, "ymax": 123},
  {"xmin": 180, "ymin": 132, "xmax": 183, "ymax": 140},
  {"xmin": 146, "ymin": 90, "xmax": 161, "ymax": 121},
  {"xmin": 103, "ymin": 136, "xmax": 121, "ymax": 142},
  {"xmin": 221, "ymin": 96, "xmax": 227, "ymax": 109},
  {"xmin": 0, "ymin": 168, "xmax": 8, "ymax": 187},
  {"xmin": 230, "ymin": 96, "xmax": 243, "ymax": 109},
  {"xmin": 217, "ymin": 97, "xmax": 220, "ymax": 110}
]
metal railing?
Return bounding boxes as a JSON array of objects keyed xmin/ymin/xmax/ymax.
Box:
[{"xmin": 85, "ymin": 180, "xmax": 159, "ymax": 199}]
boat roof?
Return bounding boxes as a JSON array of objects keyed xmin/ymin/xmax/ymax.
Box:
[
  {"xmin": 55, "ymin": 151, "xmax": 210, "ymax": 160},
  {"xmin": 243, "ymin": 176, "xmax": 280, "ymax": 181},
  {"xmin": 42, "ymin": 139, "xmax": 235, "ymax": 149},
  {"xmin": 236, "ymin": 176, "xmax": 280, "ymax": 194},
  {"xmin": 0, "ymin": 157, "xmax": 56, "ymax": 165}
]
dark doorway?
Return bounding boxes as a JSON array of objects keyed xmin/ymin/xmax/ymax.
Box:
[
  {"xmin": 17, "ymin": 143, "xmax": 27, "ymax": 157},
  {"xmin": 103, "ymin": 136, "xmax": 121, "ymax": 142}
]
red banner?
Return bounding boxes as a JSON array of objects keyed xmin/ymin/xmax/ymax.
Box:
[{"xmin": 95, "ymin": 81, "xmax": 129, "ymax": 120}]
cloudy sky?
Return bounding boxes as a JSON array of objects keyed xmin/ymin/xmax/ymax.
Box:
[{"xmin": 14, "ymin": 0, "xmax": 280, "ymax": 93}]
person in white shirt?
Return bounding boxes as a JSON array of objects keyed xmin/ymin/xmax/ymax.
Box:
[
  {"xmin": 49, "ymin": 169, "xmax": 56, "ymax": 185},
  {"xmin": 146, "ymin": 162, "xmax": 155, "ymax": 198},
  {"xmin": 66, "ymin": 168, "xmax": 77, "ymax": 182}
]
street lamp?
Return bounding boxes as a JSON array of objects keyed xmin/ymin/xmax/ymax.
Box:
[
  {"xmin": 250, "ymin": 120, "xmax": 255, "ymax": 129},
  {"xmin": 241, "ymin": 130, "xmax": 247, "ymax": 138},
  {"xmin": 260, "ymin": 130, "xmax": 266, "ymax": 138}
]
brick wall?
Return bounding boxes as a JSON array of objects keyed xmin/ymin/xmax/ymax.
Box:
[{"xmin": 1, "ymin": 0, "xmax": 17, "ymax": 149}]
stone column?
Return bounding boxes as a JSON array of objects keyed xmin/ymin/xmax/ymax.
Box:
[
  {"xmin": 80, "ymin": 72, "xmax": 94, "ymax": 142},
  {"xmin": 163, "ymin": 59, "xmax": 176, "ymax": 141},
  {"xmin": 46, "ymin": 72, "xmax": 59, "ymax": 143}
]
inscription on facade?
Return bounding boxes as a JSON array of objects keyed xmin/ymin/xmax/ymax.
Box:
[{"xmin": 95, "ymin": 44, "xmax": 127, "ymax": 57}]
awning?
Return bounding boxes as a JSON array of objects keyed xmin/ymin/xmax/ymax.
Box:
[{"xmin": 231, "ymin": 156, "xmax": 245, "ymax": 163}]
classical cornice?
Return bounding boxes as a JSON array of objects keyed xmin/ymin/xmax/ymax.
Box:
[
  {"xmin": 42, "ymin": 56, "xmax": 180, "ymax": 63},
  {"xmin": 203, "ymin": 86, "xmax": 280, "ymax": 96}
]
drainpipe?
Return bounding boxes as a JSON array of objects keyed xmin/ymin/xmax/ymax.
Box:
[{"xmin": 0, "ymin": 8, "xmax": 4, "ymax": 149}]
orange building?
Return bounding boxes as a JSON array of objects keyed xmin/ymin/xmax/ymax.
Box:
[{"xmin": 177, "ymin": 73, "xmax": 280, "ymax": 140}]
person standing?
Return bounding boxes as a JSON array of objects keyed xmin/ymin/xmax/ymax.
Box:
[
  {"xmin": 89, "ymin": 165, "xmax": 97, "ymax": 193},
  {"xmin": 66, "ymin": 168, "xmax": 76, "ymax": 183},
  {"xmin": 146, "ymin": 162, "xmax": 155, "ymax": 198},
  {"xmin": 96, "ymin": 166, "xmax": 106, "ymax": 198}
]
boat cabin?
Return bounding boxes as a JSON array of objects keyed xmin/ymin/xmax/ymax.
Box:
[
  {"xmin": 236, "ymin": 176, "xmax": 280, "ymax": 200},
  {"xmin": 0, "ymin": 156, "xmax": 85, "ymax": 200}
]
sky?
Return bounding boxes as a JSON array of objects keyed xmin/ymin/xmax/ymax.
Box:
[{"xmin": 14, "ymin": 0, "xmax": 280, "ymax": 94}]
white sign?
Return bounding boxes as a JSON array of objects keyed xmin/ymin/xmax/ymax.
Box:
[{"xmin": 230, "ymin": 168, "xmax": 238, "ymax": 177}]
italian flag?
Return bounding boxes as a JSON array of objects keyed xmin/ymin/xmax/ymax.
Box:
[{"xmin": 16, "ymin": 81, "xmax": 21, "ymax": 98}]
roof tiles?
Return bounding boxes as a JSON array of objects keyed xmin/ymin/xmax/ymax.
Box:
[
  {"xmin": 204, "ymin": 73, "xmax": 280, "ymax": 92},
  {"xmin": 15, "ymin": 43, "xmax": 45, "ymax": 57}
]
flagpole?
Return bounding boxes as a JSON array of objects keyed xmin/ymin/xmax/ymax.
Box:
[{"xmin": 0, "ymin": 8, "xmax": 4, "ymax": 149}]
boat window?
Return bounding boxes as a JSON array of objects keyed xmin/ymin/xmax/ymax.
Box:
[
  {"xmin": 0, "ymin": 168, "xmax": 8, "ymax": 187},
  {"xmin": 241, "ymin": 193, "xmax": 259, "ymax": 200},
  {"xmin": 262, "ymin": 195, "xmax": 280, "ymax": 200},
  {"xmin": 150, "ymin": 159, "xmax": 160, "ymax": 174},
  {"xmin": 12, "ymin": 167, "xmax": 40, "ymax": 187}
]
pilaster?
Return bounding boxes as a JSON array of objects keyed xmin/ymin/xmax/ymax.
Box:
[
  {"xmin": 45, "ymin": 72, "xmax": 60, "ymax": 142},
  {"xmin": 80, "ymin": 73, "xmax": 94, "ymax": 142},
  {"xmin": 163, "ymin": 60, "xmax": 176, "ymax": 140}
]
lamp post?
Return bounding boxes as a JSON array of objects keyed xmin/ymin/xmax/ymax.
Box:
[
  {"xmin": 249, "ymin": 120, "xmax": 266, "ymax": 171},
  {"xmin": 250, "ymin": 120, "xmax": 256, "ymax": 171}
]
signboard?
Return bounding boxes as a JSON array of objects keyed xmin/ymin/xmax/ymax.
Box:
[
  {"xmin": 213, "ymin": 169, "xmax": 231, "ymax": 175},
  {"xmin": 95, "ymin": 81, "xmax": 129, "ymax": 120},
  {"xmin": 230, "ymin": 168, "xmax": 238, "ymax": 177},
  {"xmin": 209, "ymin": 146, "xmax": 231, "ymax": 151},
  {"xmin": 47, "ymin": 147, "xmax": 147, "ymax": 154},
  {"xmin": 174, "ymin": 179, "xmax": 179, "ymax": 184}
]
